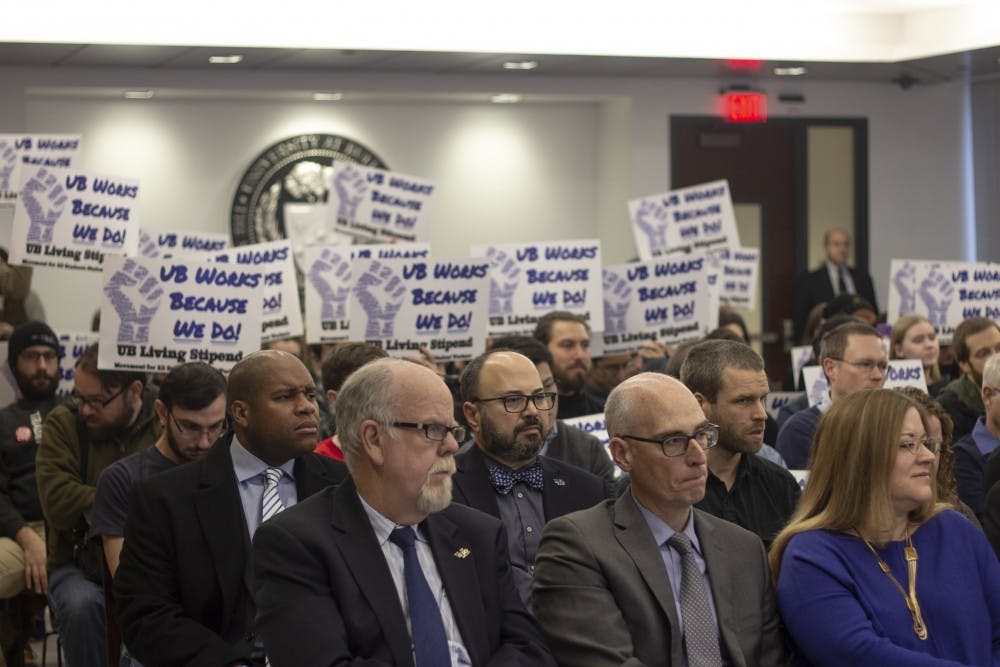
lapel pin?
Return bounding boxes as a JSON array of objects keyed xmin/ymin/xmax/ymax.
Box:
[
  {"xmin": 454, "ymin": 547, "xmax": 471, "ymax": 559},
  {"xmin": 553, "ymin": 478, "xmax": 566, "ymax": 486}
]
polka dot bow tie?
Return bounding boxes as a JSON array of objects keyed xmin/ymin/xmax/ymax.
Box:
[{"xmin": 488, "ymin": 462, "xmax": 544, "ymax": 495}]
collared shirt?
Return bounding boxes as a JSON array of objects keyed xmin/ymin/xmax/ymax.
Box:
[
  {"xmin": 633, "ymin": 494, "xmax": 720, "ymax": 642},
  {"xmin": 485, "ymin": 458, "xmax": 545, "ymax": 606},
  {"xmin": 825, "ymin": 261, "xmax": 856, "ymax": 296},
  {"xmin": 971, "ymin": 417, "xmax": 1000, "ymax": 459},
  {"xmin": 696, "ymin": 451, "xmax": 801, "ymax": 548},
  {"xmin": 358, "ymin": 494, "xmax": 471, "ymax": 667},
  {"xmin": 538, "ymin": 421, "xmax": 559, "ymax": 457},
  {"xmin": 230, "ymin": 436, "xmax": 297, "ymax": 539}
]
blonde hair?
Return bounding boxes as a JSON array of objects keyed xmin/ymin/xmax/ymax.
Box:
[
  {"xmin": 890, "ymin": 313, "xmax": 941, "ymax": 383},
  {"xmin": 769, "ymin": 389, "xmax": 945, "ymax": 579}
]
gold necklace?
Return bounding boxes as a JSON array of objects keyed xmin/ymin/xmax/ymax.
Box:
[{"xmin": 857, "ymin": 527, "xmax": 928, "ymax": 641}]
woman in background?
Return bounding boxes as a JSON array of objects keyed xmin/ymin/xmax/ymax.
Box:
[
  {"xmin": 771, "ymin": 389, "xmax": 999, "ymax": 666},
  {"xmin": 891, "ymin": 314, "xmax": 948, "ymax": 395}
]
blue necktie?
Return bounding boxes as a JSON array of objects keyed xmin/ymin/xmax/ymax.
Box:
[
  {"xmin": 488, "ymin": 461, "xmax": 544, "ymax": 495},
  {"xmin": 387, "ymin": 526, "xmax": 450, "ymax": 667}
]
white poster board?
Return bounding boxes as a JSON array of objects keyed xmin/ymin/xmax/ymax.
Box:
[
  {"xmin": 56, "ymin": 332, "xmax": 100, "ymax": 398},
  {"xmin": 706, "ymin": 247, "xmax": 760, "ymax": 310},
  {"xmin": 328, "ymin": 163, "xmax": 434, "ymax": 243},
  {"xmin": 601, "ymin": 255, "xmax": 716, "ymax": 353},
  {"xmin": 883, "ymin": 359, "xmax": 928, "ymax": 392},
  {"xmin": 629, "ymin": 179, "xmax": 740, "ymax": 260},
  {"xmin": 348, "ymin": 257, "xmax": 489, "ymax": 362},
  {"xmin": 139, "ymin": 229, "xmax": 228, "ymax": 258},
  {"xmin": 97, "ymin": 255, "xmax": 263, "ymax": 372},
  {"xmin": 0, "ymin": 134, "xmax": 82, "ymax": 203},
  {"xmin": 9, "ymin": 167, "xmax": 139, "ymax": 271},
  {"xmin": 471, "ymin": 239, "xmax": 604, "ymax": 336},
  {"xmin": 561, "ymin": 412, "xmax": 618, "ymax": 478}
]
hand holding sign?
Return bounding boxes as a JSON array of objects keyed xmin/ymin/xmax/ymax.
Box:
[
  {"xmin": 355, "ymin": 260, "xmax": 407, "ymax": 338},
  {"xmin": 22, "ymin": 169, "xmax": 67, "ymax": 244},
  {"xmin": 307, "ymin": 249, "xmax": 351, "ymax": 320},
  {"xmin": 602, "ymin": 270, "xmax": 632, "ymax": 335},
  {"xmin": 918, "ymin": 269, "xmax": 954, "ymax": 327},
  {"xmin": 485, "ymin": 247, "xmax": 521, "ymax": 314},
  {"xmin": 333, "ymin": 165, "xmax": 367, "ymax": 221},
  {"xmin": 0, "ymin": 140, "xmax": 15, "ymax": 191},
  {"xmin": 892, "ymin": 261, "xmax": 917, "ymax": 313},
  {"xmin": 104, "ymin": 259, "xmax": 164, "ymax": 344},
  {"xmin": 634, "ymin": 200, "xmax": 670, "ymax": 254}
]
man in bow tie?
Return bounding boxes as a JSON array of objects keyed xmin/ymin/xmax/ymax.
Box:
[
  {"xmin": 454, "ymin": 350, "xmax": 610, "ymax": 605},
  {"xmin": 253, "ymin": 358, "xmax": 555, "ymax": 666}
]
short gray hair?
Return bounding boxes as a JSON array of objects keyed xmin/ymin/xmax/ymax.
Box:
[
  {"xmin": 335, "ymin": 358, "xmax": 402, "ymax": 468},
  {"xmin": 984, "ymin": 353, "xmax": 1000, "ymax": 389}
]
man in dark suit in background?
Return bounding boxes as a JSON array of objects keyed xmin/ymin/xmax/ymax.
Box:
[
  {"xmin": 115, "ymin": 350, "xmax": 347, "ymax": 667},
  {"xmin": 794, "ymin": 227, "xmax": 879, "ymax": 343},
  {"xmin": 253, "ymin": 358, "xmax": 554, "ymax": 666},
  {"xmin": 454, "ymin": 349, "xmax": 609, "ymax": 604},
  {"xmin": 532, "ymin": 373, "xmax": 786, "ymax": 666}
]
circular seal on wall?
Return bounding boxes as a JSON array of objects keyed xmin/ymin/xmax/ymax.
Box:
[{"xmin": 230, "ymin": 134, "xmax": 388, "ymax": 247}]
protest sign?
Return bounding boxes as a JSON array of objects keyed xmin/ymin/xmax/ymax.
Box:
[
  {"xmin": 883, "ymin": 359, "xmax": 928, "ymax": 392},
  {"xmin": 561, "ymin": 412, "xmax": 619, "ymax": 478},
  {"xmin": 0, "ymin": 134, "xmax": 81, "ymax": 203},
  {"xmin": 348, "ymin": 257, "xmax": 489, "ymax": 362},
  {"xmin": 195, "ymin": 241, "xmax": 302, "ymax": 343},
  {"xmin": 9, "ymin": 167, "xmax": 139, "ymax": 271},
  {"xmin": 601, "ymin": 255, "xmax": 715, "ymax": 353},
  {"xmin": 0, "ymin": 344, "xmax": 15, "ymax": 409},
  {"xmin": 139, "ymin": 230, "xmax": 228, "ymax": 258},
  {"xmin": 57, "ymin": 332, "xmax": 100, "ymax": 398},
  {"xmin": 97, "ymin": 255, "xmax": 262, "ymax": 372},
  {"xmin": 628, "ymin": 180, "xmax": 740, "ymax": 260},
  {"xmin": 706, "ymin": 247, "xmax": 760, "ymax": 310},
  {"xmin": 304, "ymin": 243, "xmax": 432, "ymax": 344},
  {"xmin": 790, "ymin": 345, "xmax": 813, "ymax": 390},
  {"xmin": 764, "ymin": 392, "xmax": 804, "ymax": 422},
  {"xmin": 801, "ymin": 366, "xmax": 828, "ymax": 407},
  {"xmin": 328, "ymin": 163, "xmax": 434, "ymax": 243},
  {"xmin": 471, "ymin": 240, "xmax": 603, "ymax": 336},
  {"xmin": 888, "ymin": 259, "xmax": 1000, "ymax": 344}
]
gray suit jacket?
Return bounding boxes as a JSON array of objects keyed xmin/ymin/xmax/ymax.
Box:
[{"xmin": 532, "ymin": 493, "xmax": 787, "ymax": 667}]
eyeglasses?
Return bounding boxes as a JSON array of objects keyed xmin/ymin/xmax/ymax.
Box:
[
  {"xmin": 899, "ymin": 436, "xmax": 941, "ymax": 456},
  {"xmin": 70, "ymin": 386, "xmax": 126, "ymax": 411},
  {"xmin": 617, "ymin": 423, "xmax": 720, "ymax": 457},
  {"xmin": 392, "ymin": 422, "xmax": 468, "ymax": 443},
  {"xmin": 829, "ymin": 358, "xmax": 889, "ymax": 373},
  {"xmin": 169, "ymin": 412, "xmax": 228, "ymax": 441},
  {"xmin": 20, "ymin": 350, "xmax": 57, "ymax": 363},
  {"xmin": 472, "ymin": 392, "xmax": 557, "ymax": 413}
]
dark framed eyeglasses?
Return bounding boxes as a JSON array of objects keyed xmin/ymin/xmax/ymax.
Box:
[
  {"xmin": 472, "ymin": 392, "xmax": 557, "ymax": 413},
  {"xmin": 617, "ymin": 423, "xmax": 720, "ymax": 457},
  {"xmin": 69, "ymin": 386, "xmax": 127, "ymax": 411},
  {"xmin": 899, "ymin": 436, "xmax": 941, "ymax": 456},
  {"xmin": 169, "ymin": 411, "xmax": 228, "ymax": 441},
  {"xmin": 828, "ymin": 358, "xmax": 889, "ymax": 373},
  {"xmin": 392, "ymin": 422, "xmax": 467, "ymax": 443}
]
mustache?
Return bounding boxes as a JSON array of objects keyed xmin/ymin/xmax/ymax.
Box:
[
  {"xmin": 515, "ymin": 416, "xmax": 543, "ymax": 433},
  {"xmin": 429, "ymin": 457, "xmax": 457, "ymax": 477}
]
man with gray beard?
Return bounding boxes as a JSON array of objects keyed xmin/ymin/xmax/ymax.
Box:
[
  {"xmin": 453, "ymin": 350, "xmax": 609, "ymax": 605},
  {"xmin": 253, "ymin": 358, "xmax": 554, "ymax": 666}
]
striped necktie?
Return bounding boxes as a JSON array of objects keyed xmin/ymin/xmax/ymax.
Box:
[{"xmin": 261, "ymin": 467, "xmax": 286, "ymax": 523}]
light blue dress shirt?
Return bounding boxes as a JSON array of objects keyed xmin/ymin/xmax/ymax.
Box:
[{"xmin": 230, "ymin": 436, "xmax": 297, "ymax": 539}]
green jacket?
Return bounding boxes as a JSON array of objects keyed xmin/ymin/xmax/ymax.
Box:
[{"xmin": 36, "ymin": 391, "xmax": 161, "ymax": 569}]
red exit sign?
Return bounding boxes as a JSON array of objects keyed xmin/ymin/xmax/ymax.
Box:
[{"xmin": 722, "ymin": 92, "xmax": 767, "ymax": 123}]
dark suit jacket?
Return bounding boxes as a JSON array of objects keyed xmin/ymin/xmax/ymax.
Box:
[
  {"xmin": 252, "ymin": 478, "xmax": 556, "ymax": 667},
  {"xmin": 532, "ymin": 493, "xmax": 787, "ymax": 667},
  {"xmin": 793, "ymin": 264, "xmax": 879, "ymax": 342},
  {"xmin": 114, "ymin": 435, "xmax": 348, "ymax": 667},
  {"xmin": 451, "ymin": 445, "xmax": 610, "ymax": 521}
]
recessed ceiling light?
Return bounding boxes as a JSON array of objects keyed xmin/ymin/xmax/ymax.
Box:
[
  {"xmin": 123, "ymin": 89, "xmax": 154, "ymax": 99},
  {"xmin": 491, "ymin": 94, "xmax": 522, "ymax": 104},
  {"xmin": 209, "ymin": 55, "xmax": 243, "ymax": 64},
  {"xmin": 774, "ymin": 66, "xmax": 808, "ymax": 76},
  {"xmin": 503, "ymin": 60, "xmax": 538, "ymax": 71},
  {"xmin": 312, "ymin": 92, "xmax": 343, "ymax": 101}
]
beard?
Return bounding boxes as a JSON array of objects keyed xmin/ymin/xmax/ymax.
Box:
[
  {"xmin": 480, "ymin": 412, "xmax": 543, "ymax": 465},
  {"xmin": 554, "ymin": 365, "xmax": 587, "ymax": 393},
  {"xmin": 15, "ymin": 369, "xmax": 58, "ymax": 402},
  {"xmin": 717, "ymin": 419, "xmax": 763, "ymax": 455},
  {"xmin": 417, "ymin": 457, "xmax": 456, "ymax": 514}
]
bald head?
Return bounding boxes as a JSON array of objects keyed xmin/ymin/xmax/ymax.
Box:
[
  {"xmin": 227, "ymin": 349, "xmax": 306, "ymax": 406},
  {"xmin": 605, "ymin": 372, "xmax": 700, "ymax": 437}
]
